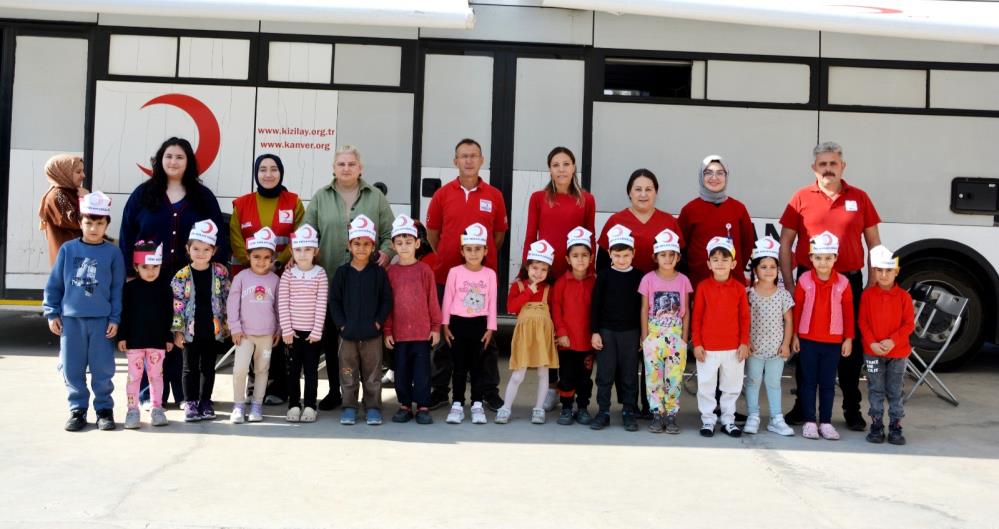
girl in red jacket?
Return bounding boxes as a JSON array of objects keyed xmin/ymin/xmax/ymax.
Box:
[{"xmin": 859, "ymin": 245, "xmax": 915, "ymax": 445}]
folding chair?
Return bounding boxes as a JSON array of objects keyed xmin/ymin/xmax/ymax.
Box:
[
  {"xmin": 904, "ymin": 284, "xmax": 967, "ymax": 406},
  {"xmin": 215, "ymin": 344, "xmax": 237, "ymax": 371}
]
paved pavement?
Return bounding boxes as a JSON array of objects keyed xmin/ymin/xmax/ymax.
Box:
[{"xmin": 1, "ymin": 311, "xmax": 998, "ymax": 529}]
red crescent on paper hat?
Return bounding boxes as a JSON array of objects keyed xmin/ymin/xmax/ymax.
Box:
[
  {"xmin": 609, "ymin": 226, "xmax": 623, "ymax": 237},
  {"xmin": 663, "ymin": 231, "xmax": 675, "ymax": 243},
  {"xmin": 357, "ymin": 217, "xmax": 370, "ymax": 229},
  {"xmin": 304, "ymin": 226, "xmax": 315, "ymax": 238},
  {"xmin": 571, "ymin": 227, "xmax": 584, "ymax": 238},
  {"xmin": 201, "ymin": 222, "xmax": 214, "ymax": 234},
  {"xmin": 823, "ymin": 233, "xmax": 833, "ymax": 245},
  {"xmin": 471, "ymin": 225, "xmax": 484, "ymax": 236},
  {"xmin": 538, "ymin": 241, "xmax": 551, "ymax": 253},
  {"xmin": 765, "ymin": 238, "xmax": 776, "ymax": 249},
  {"xmin": 260, "ymin": 230, "xmax": 273, "ymax": 240}
]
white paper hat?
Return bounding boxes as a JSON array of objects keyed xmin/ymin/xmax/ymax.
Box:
[
  {"xmin": 526, "ymin": 240, "xmax": 555, "ymax": 265},
  {"xmin": 79, "ymin": 191, "xmax": 112, "ymax": 216},
  {"xmin": 566, "ymin": 226, "xmax": 592, "ymax": 249},
  {"xmin": 606, "ymin": 224, "xmax": 634, "ymax": 248},
  {"xmin": 751, "ymin": 236, "xmax": 780, "ymax": 260},
  {"xmin": 291, "ymin": 223, "xmax": 319, "ymax": 249},
  {"xmin": 348, "ymin": 214, "xmax": 377, "ymax": 242},
  {"xmin": 809, "ymin": 230, "xmax": 840, "ymax": 255},
  {"xmin": 391, "ymin": 214, "xmax": 419, "ymax": 238},
  {"xmin": 461, "ymin": 223, "xmax": 488, "ymax": 246},
  {"xmin": 133, "ymin": 242, "xmax": 163, "ymax": 265},
  {"xmin": 870, "ymin": 245, "xmax": 899, "ymax": 269},
  {"xmin": 246, "ymin": 226, "xmax": 277, "ymax": 252},
  {"xmin": 188, "ymin": 219, "xmax": 219, "ymax": 246},
  {"xmin": 653, "ymin": 228, "xmax": 681, "ymax": 254},
  {"xmin": 706, "ymin": 236, "xmax": 735, "ymax": 256}
]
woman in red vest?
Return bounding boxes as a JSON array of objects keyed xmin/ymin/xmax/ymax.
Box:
[
  {"xmin": 229, "ymin": 154, "xmax": 304, "ymax": 275},
  {"xmin": 229, "ymin": 153, "xmax": 304, "ymax": 405}
]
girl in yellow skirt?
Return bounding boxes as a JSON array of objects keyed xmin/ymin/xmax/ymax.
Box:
[{"xmin": 495, "ymin": 240, "xmax": 559, "ymax": 424}]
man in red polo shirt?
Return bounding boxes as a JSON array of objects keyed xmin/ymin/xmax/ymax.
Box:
[
  {"xmin": 779, "ymin": 141, "xmax": 882, "ymax": 432},
  {"xmin": 426, "ymin": 138, "xmax": 508, "ymax": 411}
]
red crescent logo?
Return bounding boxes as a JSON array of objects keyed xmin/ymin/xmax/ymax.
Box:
[
  {"xmin": 471, "ymin": 225, "xmax": 484, "ymax": 237},
  {"xmin": 201, "ymin": 223, "xmax": 214, "ymax": 234},
  {"xmin": 823, "ymin": 234, "xmax": 833, "ymax": 245},
  {"xmin": 609, "ymin": 226, "xmax": 623, "ymax": 237},
  {"xmin": 537, "ymin": 241, "xmax": 551, "ymax": 253},
  {"xmin": 302, "ymin": 227, "xmax": 315, "ymax": 238},
  {"xmin": 260, "ymin": 230, "xmax": 273, "ymax": 240},
  {"xmin": 137, "ymin": 94, "xmax": 221, "ymax": 177},
  {"xmin": 831, "ymin": 5, "xmax": 903, "ymax": 15},
  {"xmin": 663, "ymin": 231, "xmax": 675, "ymax": 243},
  {"xmin": 571, "ymin": 228, "xmax": 585, "ymax": 238},
  {"xmin": 765, "ymin": 238, "xmax": 776, "ymax": 249},
  {"xmin": 357, "ymin": 217, "xmax": 370, "ymax": 229}
]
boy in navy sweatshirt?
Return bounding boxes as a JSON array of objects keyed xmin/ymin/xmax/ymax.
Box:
[{"xmin": 43, "ymin": 191, "xmax": 125, "ymax": 431}]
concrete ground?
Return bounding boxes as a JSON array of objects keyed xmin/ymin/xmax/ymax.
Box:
[{"xmin": 1, "ymin": 311, "xmax": 998, "ymax": 529}]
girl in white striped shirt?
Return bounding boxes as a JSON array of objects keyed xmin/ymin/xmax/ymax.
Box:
[{"xmin": 278, "ymin": 224, "xmax": 328, "ymax": 423}]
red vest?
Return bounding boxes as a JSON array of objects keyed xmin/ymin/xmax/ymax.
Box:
[{"xmin": 232, "ymin": 191, "xmax": 299, "ymax": 270}]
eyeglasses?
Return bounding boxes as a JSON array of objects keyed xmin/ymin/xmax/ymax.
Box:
[
  {"xmin": 457, "ymin": 154, "xmax": 481, "ymax": 161},
  {"xmin": 703, "ymin": 170, "xmax": 727, "ymax": 177}
]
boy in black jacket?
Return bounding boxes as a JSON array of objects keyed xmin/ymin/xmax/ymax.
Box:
[
  {"xmin": 330, "ymin": 215, "xmax": 393, "ymax": 426},
  {"xmin": 118, "ymin": 241, "xmax": 174, "ymax": 428},
  {"xmin": 590, "ymin": 225, "xmax": 644, "ymax": 432}
]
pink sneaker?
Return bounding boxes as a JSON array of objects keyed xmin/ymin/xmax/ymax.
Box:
[
  {"xmin": 819, "ymin": 423, "xmax": 840, "ymax": 440},
  {"xmin": 802, "ymin": 422, "xmax": 819, "ymax": 439}
]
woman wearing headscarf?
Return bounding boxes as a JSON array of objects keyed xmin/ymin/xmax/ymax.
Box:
[
  {"xmin": 229, "ymin": 154, "xmax": 304, "ymax": 275},
  {"xmin": 38, "ymin": 154, "xmax": 88, "ymax": 267},
  {"xmin": 678, "ymin": 154, "xmax": 756, "ymax": 290}
]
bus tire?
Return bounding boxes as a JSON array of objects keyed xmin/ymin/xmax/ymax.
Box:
[{"xmin": 898, "ymin": 259, "xmax": 985, "ymax": 371}]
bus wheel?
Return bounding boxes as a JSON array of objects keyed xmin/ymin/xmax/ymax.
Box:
[{"xmin": 898, "ymin": 259, "xmax": 985, "ymax": 371}]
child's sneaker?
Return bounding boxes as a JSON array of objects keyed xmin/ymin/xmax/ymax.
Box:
[
  {"xmin": 589, "ymin": 411, "xmax": 610, "ymax": 430},
  {"xmin": 802, "ymin": 422, "xmax": 820, "ymax": 439},
  {"xmin": 743, "ymin": 414, "xmax": 760, "ymax": 434},
  {"xmin": 767, "ymin": 415, "xmax": 795, "ymax": 436},
  {"xmin": 557, "ymin": 407, "xmax": 574, "ymax": 425},
  {"xmin": 184, "ymin": 401, "xmax": 201, "ymax": 422},
  {"xmin": 199, "ymin": 400, "xmax": 216, "ymax": 420},
  {"xmin": 247, "ymin": 402, "xmax": 264, "ymax": 422},
  {"xmin": 542, "ymin": 388, "xmax": 558, "ymax": 412},
  {"xmin": 471, "ymin": 402, "xmax": 487, "ymax": 424},
  {"xmin": 866, "ymin": 419, "xmax": 885, "ymax": 443},
  {"xmin": 446, "ymin": 402, "xmax": 464, "ymax": 424},
  {"xmin": 648, "ymin": 413, "xmax": 665, "ymax": 433},
  {"xmin": 231, "ymin": 403, "xmax": 246, "ymax": 424},
  {"xmin": 392, "ymin": 407, "xmax": 413, "ymax": 423},
  {"xmin": 340, "ymin": 407, "xmax": 357, "ymax": 425},
  {"xmin": 300, "ymin": 407, "xmax": 317, "ymax": 423},
  {"xmin": 665, "ymin": 414, "xmax": 680, "ymax": 434},
  {"xmin": 494, "ymin": 408, "xmax": 512, "ymax": 424},
  {"xmin": 575, "ymin": 409, "xmax": 592, "ymax": 425},
  {"xmin": 96, "ymin": 409, "xmax": 115, "ymax": 431},
  {"xmin": 65, "ymin": 409, "xmax": 87, "ymax": 432},
  {"xmin": 818, "ymin": 423, "xmax": 840, "ymax": 440},
  {"xmin": 286, "ymin": 406, "xmax": 302, "ymax": 422},
  {"xmin": 150, "ymin": 407, "xmax": 168, "ymax": 427},
  {"xmin": 531, "ymin": 407, "xmax": 546, "ymax": 424},
  {"xmin": 366, "ymin": 408, "xmax": 383, "ymax": 426},
  {"xmin": 124, "ymin": 408, "xmax": 141, "ymax": 429},
  {"xmin": 622, "ymin": 412, "xmax": 639, "ymax": 432},
  {"xmin": 415, "ymin": 407, "xmax": 433, "ymax": 425},
  {"xmin": 722, "ymin": 423, "xmax": 742, "ymax": 438},
  {"xmin": 888, "ymin": 419, "xmax": 906, "ymax": 445},
  {"xmin": 699, "ymin": 422, "xmax": 716, "ymax": 437}
]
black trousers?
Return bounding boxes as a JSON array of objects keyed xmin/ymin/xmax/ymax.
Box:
[
  {"xmin": 286, "ymin": 330, "xmax": 321, "ymax": 409},
  {"xmin": 595, "ymin": 328, "xmax": 640, "ymax": 414},
  {"xmin": 558, "ymin": 349, "xmax": 594, "ymax": 408},
  {"xmin": 449, "ymin": 316, "xmax": 488, "ymax": 406},
  {"xmin": 182, "ymin": 338, "xmax": 221, "ymax": 403},
  {"xmin": 431, "ymin": 284, "xmax": 500, "ymax": 401},
  {"xmin": 791, "ymin": 267, "xmax": 865, "ymax": 418},
  {"xmin": 265, "ymin": 342, "xmax": 287, "ymax": 399}
]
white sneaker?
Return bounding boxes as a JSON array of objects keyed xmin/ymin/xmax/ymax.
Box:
[
  {"xmin": 286, "ymin": 406, "xmax": 302, "ymax": 422},
  {"xmin": 531, "ymin": 407, "xmax": 546, "ymax": 424},
  {"xmin": 446, "ymin": 402, "xmax": 464, "ymax": 424},
  {"xmin": 768, "ymin": 415, "xmax": 795, "ymax": 436},
  {"xmin": 542, "ymin": 388, "xmax": 558, "ymax": 412},
  {"xmin": 471, "ymin": 402, "xmax": 487, "ymax": 424},
  {"xmin": 495, "ymin": 408, "xmax": 511, "ymax": 424},
  {"xmin": 744, "ymin": 413, "xmax": 760, "ymax": 434},
  {"xmin": 300, "ymin": 407, "xmax": 317, "ymax": 423},
  {"xmin": 381, "ymin": 369, "xmax": 395, "ymax": 384}
]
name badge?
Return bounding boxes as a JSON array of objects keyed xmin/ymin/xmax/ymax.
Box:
[
  {"xmin": 845, "ymin": 200, "xmax": 858, "ymax": 212},
  {"xmin": 241, "ymin": 221, "xmax": 253, "ymax": 229},
  {"xmin": 479, "ymin": 199, "xmax": 493, "ymax": 213},
  {"xmin": 278, "ymin": 209, "xmax": 294, "ymax": 223}
]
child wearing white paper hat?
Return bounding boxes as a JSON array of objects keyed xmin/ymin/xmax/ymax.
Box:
[
  {"xmin": 227, "ymin": 227, "xmax": 281, "ymax": 423},
  {"xmin": 44, "ymin": 191, "xmax": 126, "ymax": 431},
  {"xmin": 495, "ymin": 240, "xmax": 560, "ymax": 424},
  {"xmin": 638, "ymin": 228, "xmax": 693, "ymax": 434},
  {"xmin": 171, "ymin": 219, "xmax": 231, "ymax": 423},
  {"xmin": 743, "ymin": 236, "xmax": 796, "ymax": 436},
  {"xmin": 441, "ymin": 223, "xmax": 498, "ymax": 425},
  {"xmin": 551, "ymin": 226, "xmax": 597, "ymax": 425},
  {"xmin": 279, "ymin": 223, "xmax": 328, "ymax": 423},
  {"xmin": 691, "ymin": 235, "xmax": 751, "ymax": 438},
  {"xmin": 858, "ymin": 245, "xmax": 914, "ymax": 445},
  {"xmin": 791, "ymin": 230, "xmax": 855, "ymax": 440}
]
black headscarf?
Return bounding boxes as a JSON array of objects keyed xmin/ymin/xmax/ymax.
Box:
[{"xmin": 254, "ymin": 154, "xmax": 285, "ymax": 199}]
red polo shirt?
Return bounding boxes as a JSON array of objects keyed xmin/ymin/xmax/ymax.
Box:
[
  {"xmin": 426, "ymin": 177, "xmax": 509, "ymax": 285},
  {"xmin": 779, "ymin": 179, "xmax": 881, "ymax": 272}
]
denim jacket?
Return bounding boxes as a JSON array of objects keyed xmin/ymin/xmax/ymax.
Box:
[{"xmin": 171, "ymin": 262, "xmax": 230, "ymax": 342}]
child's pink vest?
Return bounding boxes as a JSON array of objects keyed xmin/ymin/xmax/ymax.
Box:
[{"xmin": 797, "ymin": 270, "xmax": 849, "ymax": 336}]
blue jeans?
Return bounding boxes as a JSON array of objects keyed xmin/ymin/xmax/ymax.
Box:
[
  {"xmin": 394, "ymin": 340, "xmax": 432, "ymax": 409},
  {"xmin": 799, "ymin": 339, "xmax": 841, "ymax": 423},
  {"xmin": 59, "ymin": 316, "xmax": 116, "ymax": 412},
  {"xmin": 744, "ymin": 356, "xmax": 785, "ymax": 417},
  {"xmin": 864, "ymin": 355, "xmax": 906, "ymax": 422}
]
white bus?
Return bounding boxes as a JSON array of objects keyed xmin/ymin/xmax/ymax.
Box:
[{"xmin": 0, "ymin": 1, "xmax": 996, "ymax": 368}]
